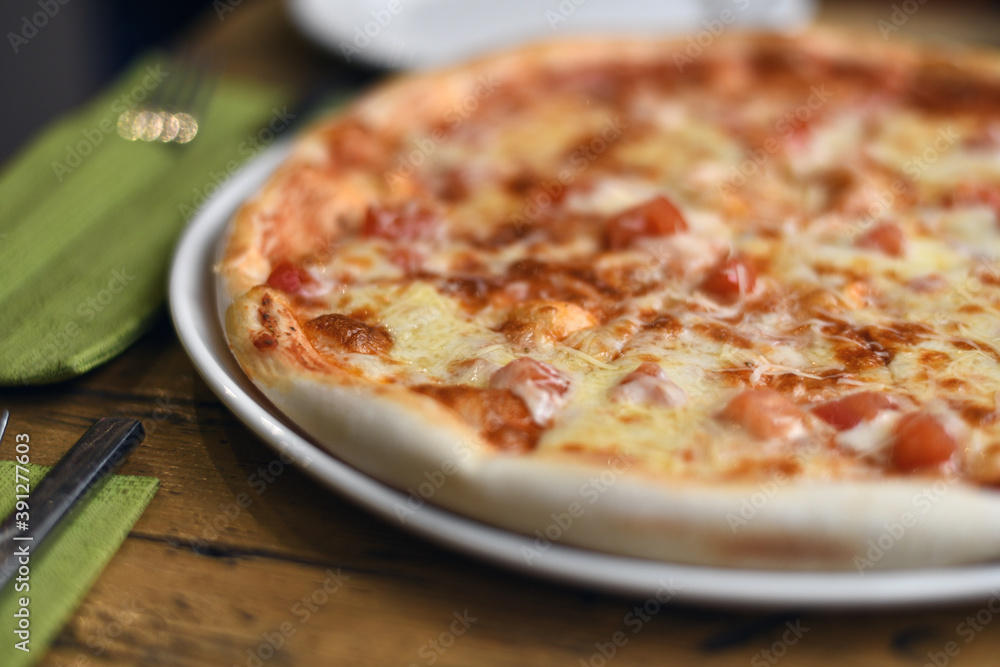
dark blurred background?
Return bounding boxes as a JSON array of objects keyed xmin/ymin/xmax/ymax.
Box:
[
  {"xmin": 2, "ymin": 0, "xmax": 1000, "ymax": 167},
  {"xmin": 0, "ymin": 0, "xmax": 221, "ymax": 163}
]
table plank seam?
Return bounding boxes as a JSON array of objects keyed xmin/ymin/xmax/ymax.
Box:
[{"xmin": 127, "ymin": 531, "xmax": 357, "ymax": 571}]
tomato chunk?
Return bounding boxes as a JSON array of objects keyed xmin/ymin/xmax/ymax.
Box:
[
  {"xmin": 718, "ymin": 388, "xmax": 804, "ymax": 440},
  {"xmin": 361, "ymin": 204, "xmax": 436, "ymax": 240},
  {"xmin": 950, "ymin": 182, "xmax": 1000, "ymax": 220},
  {"xmin": 490, "ymin": 358, "xmax": 571, "ymax": 425},
  {"xmin": 890, "ymin": 412, "xmax": 957, "ymax": 471},
  {"xmin": 812, "ymin": 391, "xmax": 898, "ymax": 431},
  {"xmin": 606, "ymin": 195, "xmax": 687, "ymax": 249},
  {"xmin": 266, "ymin": 261, "xmax": 316, "ymax": 294},
  {"xmin": 610, "ymin": 362, "xmax": 686, "ymax": 407},
  {"xmin": 632, "ymin": 361, "xmax": 665, "ymax": 378},
  {"xmin": 857, "ymin": 222, "xmax": 905, "ymax": 257},
  {"xmin": 700, "ymin": 257, "xmax": 757, "ymax": 304},
  {"xmin": 389, "ymin": 247, "xmax": 423, "ymax": 274}
]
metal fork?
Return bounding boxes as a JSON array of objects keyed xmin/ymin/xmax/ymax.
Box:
[{"xmin": 116, "ymin": 57, "xmax": 216, "ymax": 144}]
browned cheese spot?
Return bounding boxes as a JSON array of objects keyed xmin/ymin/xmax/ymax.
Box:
[
  {"xmin": 644, "ymin": 314, "xmax": 682, "ymax": 338},
  {"xmin": 305, "ymin": 313, "xmax": 393, "ymax": 355},
  {"xmin": 693, "ymin": 322, "xmax": 752, "ymax": 349},
  {"xmin": 948, "ymin": 399, "xmax": 1000, "ymax": 428},
  {"xmin": 824, "ymin": 321, "xmax": 929, "ymax": 373},
  {"xmin": 414, "ymin": 384, "xmax": 541, "ymax": 452},
  {"xmin": 919, "ymin": 350, "xmax": 951, "ymax": 369}
]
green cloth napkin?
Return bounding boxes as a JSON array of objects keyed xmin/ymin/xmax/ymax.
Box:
[
  {"xmin": 0, "ymin": 461, "xmax": 159, "ymax": 667},
  {"xmin": 0, "ymin": 55, "xmax": 294, "ymax": 385}
]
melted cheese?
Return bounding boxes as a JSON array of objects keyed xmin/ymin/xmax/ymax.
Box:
[{"xmin": 248, "ymin": 37, "xmax": 1000, "ymax": 483}]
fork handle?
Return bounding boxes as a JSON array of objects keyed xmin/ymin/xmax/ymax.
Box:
[{"xmin": 0, "ymin": 418, "xmax": 145, "ymax": 590}]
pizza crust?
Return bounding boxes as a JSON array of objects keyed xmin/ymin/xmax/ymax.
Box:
[
  {"xmin": 224, "ymin": 286, "xmax": 1000, "ymax": 570},
  {"xmin": 218, "ymin": 30, "xmax": 1000, "ymax": 570}
]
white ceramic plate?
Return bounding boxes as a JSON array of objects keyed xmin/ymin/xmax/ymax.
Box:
[
  {"xmin": 169, "ymin": 141, "xmax": 1000, "ymax": 609},
  {"xmin": 286, "ymin": 0, "xmax": 817, "ymax": 69}
]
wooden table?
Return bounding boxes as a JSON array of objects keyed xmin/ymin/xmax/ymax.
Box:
[{"xmin": 7, "ymin": 0, "xmax": 1000, "ymax": 664}]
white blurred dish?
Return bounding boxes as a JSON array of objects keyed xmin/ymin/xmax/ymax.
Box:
[{"xmin": 287, "ymin": 0, "xmax": 817, "ymax": 69}]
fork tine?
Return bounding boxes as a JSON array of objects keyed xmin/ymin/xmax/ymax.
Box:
[
  {"xmin": 117, "ymin": 54, "xmax": 213, "ymax": 145},
  {"xmin": 147, "ymin": 61, "xmax": 176, "ymax": 110},
  {"xmin": 156, "ymin": 61, "xmax": 192, "ymax": 143},
  {"xmin": 189, "ymin": 57, "xmax": 220, "ymax": 121},
  {"xmin": 176, "ymin": 59, "xmax": 206, "ymax": 114}
]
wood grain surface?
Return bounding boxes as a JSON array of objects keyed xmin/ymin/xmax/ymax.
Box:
[
  {"xmin": 8, "ymin": 319, "xmax": 1000, "ymax": 666},
  {"xmin": 5, "ymin": 0, "xmax": 1000, "ymax": 664}
]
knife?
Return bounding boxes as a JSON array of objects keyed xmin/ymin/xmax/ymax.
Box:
[{"xmin": 0, "ymin": 413, "xmax": 145, "ymax": 591}]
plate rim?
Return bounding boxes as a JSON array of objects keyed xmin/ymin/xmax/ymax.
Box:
[{"xmin": 168, "ymin": 139, "xmax": 1000, "ymax": 610}]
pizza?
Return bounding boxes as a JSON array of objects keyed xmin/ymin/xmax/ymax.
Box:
[{"xmin": 218, "ymin": 30, "xmax": 1000, "ymax": 570}]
